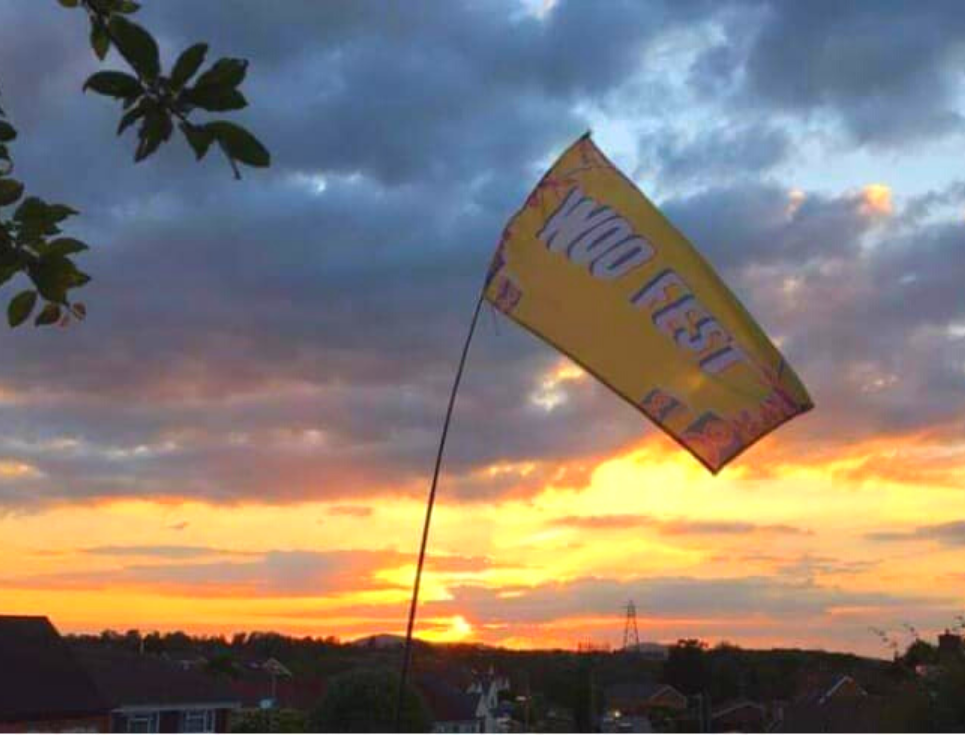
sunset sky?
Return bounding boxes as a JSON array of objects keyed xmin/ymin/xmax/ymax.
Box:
[{"xmin": 1, "ymin": 1, "xmax": 964, "ymax": 658}]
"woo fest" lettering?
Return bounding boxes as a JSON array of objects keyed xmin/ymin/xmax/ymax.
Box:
[{"xmin": 538, "ymin": 186, "xmax": 745, "ymax": 376}]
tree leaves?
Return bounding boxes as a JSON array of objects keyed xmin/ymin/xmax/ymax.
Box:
[
  {"xmin": 7, "ymin": 290, "xmax": 36, "ymax": 327},
  {"xmin": 34, "ymin": 302, "xmax": 61, "ymax": 326},
  {"xmin": 90, "ymin": 22, "xmax": 110, "ymax": 60},
  {"xmin": 0, "ymin": 179, "xmax": 24, "ymax": 207},
  {"xmin": 47, "ymin": 237, "xmax": 89, "ymax": 257},
  {"xmin": 0, "ymin": 0, "xmax": 277, "ymax": 332},
  {"xmin": 170, "ymin": 43, "xmax": 208, "ymax": 89},
  {"xmin": 29, "ymin": 255, "xmax": 90, "ymax": 305},
  {"xmin": 134, "ymin": 104, "xmax": 172, "ymax": 163},
  {"xmin": 204, "ymin": 121, "xmax": 270, "ymax": 169},
  {"xmin": 194, "ymin": 58, "xmax": 248, "ymax": 90},
  {"xmin": 109, "ymin": 15, "xmax": 159, "ymax": 80},
  {"xmin": 2, "ymin": 65, "xmax": 89, "ymax": 332},
  {"xmin": 66, "ymin": 2, "xmax": 270, "ymax": 178},
  {"xmin": 84, "ymin": 71, "xmax": 142, "ymax": 99},
  {"xmin": 185, "ymin": 86, "xmax": 247, "ymax": 112},
  {"xmin": 178, "ymin": 122, "xmax": 214, "ymax": 161},
  {"xmin": 117, "ymin": 105, "xmax": 146, "ymax": 136}
]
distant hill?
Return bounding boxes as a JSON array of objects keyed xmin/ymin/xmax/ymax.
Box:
[{"xmin": 350, "ymin": 633, "xmax": 410, "ymax": 649}]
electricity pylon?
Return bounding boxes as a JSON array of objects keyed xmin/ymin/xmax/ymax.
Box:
[{"xmin": 622, "ymin": 600, "xmax": 640, "ymax": 651}]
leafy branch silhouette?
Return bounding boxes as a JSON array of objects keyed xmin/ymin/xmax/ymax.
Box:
[{"xmin": 0, "ymin": 0, "xmax": 270, "ymax": 328}]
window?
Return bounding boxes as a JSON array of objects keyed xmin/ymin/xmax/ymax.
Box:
[
  {"xmin": 126, "ymin": 712, "xmax": 159, "ymax": 733},
  {"xmin": 180, "ymin": 709, "xmax": 216, "ymax": 733}
]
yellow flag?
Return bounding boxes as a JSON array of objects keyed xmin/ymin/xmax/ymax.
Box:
[{"xmin": 484, "ymin": 134, "xmax": 812, "ymax": 473}]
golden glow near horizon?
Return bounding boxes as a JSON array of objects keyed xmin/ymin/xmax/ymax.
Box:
[{"xmin": 1, "ymin": 425, "xmax": 962, "ymax": 657}]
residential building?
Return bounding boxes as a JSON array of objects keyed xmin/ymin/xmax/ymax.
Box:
[
  {"xmin": 937, "ymin": 630, "xmax": 964, "ymax": 661},
  {"xmin": 466, "ymin": 668, "xmax": 510, "ymax": 732},
  {"xmin": 0, "ymin": 616, "xmax": 110, "ymax": 733},
  {"xmin": 710, "ymin": 699, "xmax": 766, "ymax": 732},
  {"xmin": 229, "ymin": 657, "xmax": 325, "ymax": 712},
  {"xmin": 72, "ymin": 646, "xmax": 241, "ymax": 733},
  {"xmin": 604, "ymin": 681, "xmax": 688, "ymax": 718},
  {"xmin": 416, "ymin": 674, "xmax": 485, "ymax": 734},
  {"xmin": 773, "ymin": 673, "xmax": 884, "ymax": 732}
]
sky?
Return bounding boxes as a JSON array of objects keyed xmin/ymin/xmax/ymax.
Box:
[{"xmin": 0, "ymin": 0, "xmax": 964, "ymax": 657}]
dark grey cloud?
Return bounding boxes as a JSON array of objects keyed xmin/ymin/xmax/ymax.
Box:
[
  {"xmin": 0, "ymin": 0, "xmax": 964, "ymax": 512},
  {"xmin": 867, "ymin": 520, "xmax": 965, "ymax": 546},
  {"xmin": 663, "ymin": 182, "xmax": 873, "ymax": 270},
  {"xmin": 424, "ymin": 574, "xmax": 941, "ymax": 623},
  {"xmin": 7, "ymin": 547, "xmax": 497, "ymax": 596},
  {"xmin": 661, "ymin": 178, "xmax": 965, "ymax": 444},
  {"xmin": 648, "ymin": 123, "xmax": 790, "ymax": 186},
  {"xmin": 143, "ymin": 0, "xmax": 715, "ymax": 187},
  {"xmin": 701, "ymin": 0, "xmax": 965, "ymax": 145}
]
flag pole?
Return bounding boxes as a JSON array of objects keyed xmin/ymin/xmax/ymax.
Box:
[{"xmin": 395, "ymin": 289, "xmax": 485, "ymax": 731}]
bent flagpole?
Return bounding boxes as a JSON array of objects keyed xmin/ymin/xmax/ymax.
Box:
[
  {"xmin": 395, "ymin": 291, "xmax": 485, "ymax": 731},
  {"xmin": 395, "ymin": 130, "xmax": 812, "ymax": 729}
]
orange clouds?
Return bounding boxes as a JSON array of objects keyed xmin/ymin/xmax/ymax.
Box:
[{"xmin": 1, "ymin": 419, "xmax": 963, "ymax": 657}]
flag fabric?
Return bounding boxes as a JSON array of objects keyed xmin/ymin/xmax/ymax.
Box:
[{"xmin": 484, "ymin": 134, "xmax": 812, "ymax": 473}]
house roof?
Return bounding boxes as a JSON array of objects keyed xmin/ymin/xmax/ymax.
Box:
[
  {"xmin": 605, "ymin": 681, "xmax": 681, "ymax": 703},
  {"xmin": 0, "ymin": 615, "xmax": 109, "ymax": 723},
  {"xmin": 712, "ymin": 699, "xmax": 765, "ymax": 719},
  {"xmin": 415, "ymin": 674, "xmax": 480, "ymax": 724},
  {"xmin": 229, "ymin": 675, "xmax": 327, "ymax": 710},
  {"xmin": 71, "ymin": 645, "xmax": 240, "ymax": 709},
  {"xmin": 775, "ymin": 698, "xmax": 885, "ymax": 733}
]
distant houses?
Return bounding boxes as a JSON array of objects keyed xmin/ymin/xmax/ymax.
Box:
[
  {"xmin": 604, "ymin": 681, "xmax": 688, "ymax": 716},
  {"xmin": 415, "ymin": 666, "xmax": 512, "ymax": 733},
  {"xmin": 0, "ymin": 615, "xmax": 239, "ymax": 733},
  {"xmin": 2, "ymin": 618, "xmax": 963, "ymax": 733}
]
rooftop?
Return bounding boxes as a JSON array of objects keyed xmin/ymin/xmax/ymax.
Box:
[{"xmin": 0, "ymin": 615, "xmax": 108, "ymax": 723}]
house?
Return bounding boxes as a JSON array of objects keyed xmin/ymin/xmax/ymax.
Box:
[
  {"xmin": 466, "ymin": 669, "xmax": 510, "ymax": 732},
  {"xmin": 604, "ymin": 681, "xmax": 688, "ymax": 717},
  {"xmin": 0, "ymin": 615, "xmax": 110, "ymax": 733},
  {"xmin": 937, "ymin": 629, "xmax": 963, "ymax": 661},
  {"xmin": 415, "ymin": 674, "xmax": 485, "ymax": 733},
  {"xmin": 711, "ymin": 699, "xmax": 767, "ymax": 732},
  {"xmin": 773, "ymin": 674, "xmax": 883, "ymax": 732},
  {"xmin": 229, "ymin": 658, "xmax": 325, "ymax": 712},
  {"xmin": 72, "ymin": 646, "xmax": 241, "ymax": 732},
  {"xmin": 600, "ymin": 713, "xmax": 653, "ymax": 733}
]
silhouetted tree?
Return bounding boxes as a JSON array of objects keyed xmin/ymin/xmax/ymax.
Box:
[
  {"xmin": 308, "ymin": 668, "xmax": 430, "ymax": 733},
  {"xmin": 663, "ymin": 638, "xmax": 709, "ymax": 695}
]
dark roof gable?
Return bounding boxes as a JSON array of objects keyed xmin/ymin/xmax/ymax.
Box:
[
  {"xmin": 0, "ymin": 615, "xmax": 109, "ymax": 723},
  {"xmin": 72, "ymin": 645, "xmax": 240, "ymax": 708},
  {"xmin": 415, "ymin": 674, "xmax": 480, "ymax": 724}
]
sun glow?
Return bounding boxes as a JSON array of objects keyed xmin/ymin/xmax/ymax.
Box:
[
  {"xmin": 420, "ymin": 615, "xmax": 474, "ymax": 643},
  {"xmin": 530, "ymin": 359, "xmax": 586, "ymax": 411},
  {"xmin": 859, "ymin": 183, "xmax": 893, "ymax": 217}
]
